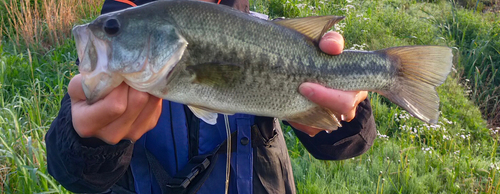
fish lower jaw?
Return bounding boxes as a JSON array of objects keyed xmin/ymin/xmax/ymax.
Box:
[{"xmin": 122, "ymin": 61, "xmax": 177, "ymax": 96}]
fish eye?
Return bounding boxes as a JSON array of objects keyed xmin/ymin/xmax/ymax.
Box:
[{"xmin": 104, "ymin": 18, "xmax": 120, "ymax": 35}]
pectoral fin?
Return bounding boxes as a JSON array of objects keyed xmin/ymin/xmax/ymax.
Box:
[
  {"xmin": 273, "ymin": 16, "xmax": 345, "ymax": 44},
  {"xmin": 284, "ymin": 106, "xmax": 341, "ymax": 132},
  {"xmin": 188, "ymin": 105, "xmax": 219, "ymax": 125}
]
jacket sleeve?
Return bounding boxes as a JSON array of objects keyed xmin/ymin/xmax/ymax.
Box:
[
  {"xmin": 291, "ymin": 98, "xmax": 377, "ymax": 160},
  {"xmin": 45, "ymin": 93, "xmax": 135, "ymax": 193},
  {"xmin": 45, "ymin": 0, "xmax": 149, "ymax": 192}
]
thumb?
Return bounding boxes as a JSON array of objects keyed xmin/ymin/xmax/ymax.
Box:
[
  {"xmin": 68, "ymin": 74, "xmax": 87, "ymax": 101},
  {"xmin": 319, "ymin": 31, "xmax": 344, "ymax": 55}
]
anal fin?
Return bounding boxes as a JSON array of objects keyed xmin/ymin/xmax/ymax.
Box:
[{"xmin": 284, "ymin": 106, "xmax": 341, "ymax": 132}]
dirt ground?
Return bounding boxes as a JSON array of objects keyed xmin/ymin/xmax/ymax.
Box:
[{"xmin": 457, "ymin": 0, "xmax": 500, "ymax": 13}]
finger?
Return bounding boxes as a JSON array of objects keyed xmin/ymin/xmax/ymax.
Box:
[
  {"xmin": 299, "ymin": 83, "xmax": 358, "ymax": 115},
  {"xmin": 341, "ymin": 91, "xmax": 368, "ymax": 122},
  {"xmin": 71, "ymin": 82, "xmax": 129, "ymax": 137},
  {"xmin": 319, "ymin": 31, "xmax": 344, "ymax": 55},
  {"xmin": 288, "ymin": 121, "xmax": 324, "ymax": 137},
  {"xmin": 68, "ymin": 74, "xmax": 86, "ymax": 101},
  {"xmin": 126, "ymin": 96, "xmax": 163, "ymax": 142},
  {"xmin": 94, "ymin": 88, "xmax": 151, "ymax": 144}
]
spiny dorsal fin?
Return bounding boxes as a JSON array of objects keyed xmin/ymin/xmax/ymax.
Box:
[{"xmin": 273, "ymin": 16, "xmax": 345, "ymax": 43}]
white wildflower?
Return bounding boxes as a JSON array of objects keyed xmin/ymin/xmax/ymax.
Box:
[
  {"xmin": 341, "ymin": 4, "xmax": 355, "ymax": 13},
  {"xmin": 422, "ymin": 147, "xmax": 433, "ymax": 154},
  {"xmin": 430, "ymin": 124, "xmax": 440, "ymax": 129},
  {"xmin": 443, "ymin": 118, "xmax": 453, "ymax": 124},
  {"xmin": 490, "ymin": 163, "xmax": 500, "ymax": 171},
  {"xmin": 349, "ymin": 43, "xmax": 367, "ymax": 51},
  {"xmin": 377, "ymin": 131, "xmax": 389, "ymax": 139}
]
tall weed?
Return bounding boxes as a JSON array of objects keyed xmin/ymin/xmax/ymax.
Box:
[
  {"xmin": 0, "ymin": 41, "xmax": 77, "ymax": 193},
  {"xmin": 1, "ymin": 0, "xmax": 43, "ymax": 52},
  {"xmin": 0, "ymin": 0, "xmax": 103, "ymax": 52},
  {"xmin": 437, "ymin": 6, "xmax": 500, "ymax": 126}
]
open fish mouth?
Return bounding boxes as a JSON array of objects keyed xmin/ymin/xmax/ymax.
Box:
[{"xmin": 73, "ymin": 24, "xmax": 124, "ymax": 104}]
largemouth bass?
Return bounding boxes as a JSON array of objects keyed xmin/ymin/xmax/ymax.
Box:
[{"xmin": 72, "ymin": 0, "xmax": 453, "ymax": 131}]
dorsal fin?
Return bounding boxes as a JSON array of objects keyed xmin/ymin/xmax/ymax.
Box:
[{"xmin": 273, "ymin": 16, "xmax": 345, "ymax": 44}]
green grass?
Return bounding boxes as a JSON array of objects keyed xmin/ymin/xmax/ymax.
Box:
[
  {"xmin": 286, "ymin": 77, "xmax": 498, "ymax": 193},
  {"xmin": 0, "ymin": 0, "xmax": 499, "ymax": 193},
  {"xmin": 1, "ymin": 39, "xmax": 77, "ymax": 193},
  {"xmin": 251, "ymin": 0, "xmax": 500, "ymax": 193}
]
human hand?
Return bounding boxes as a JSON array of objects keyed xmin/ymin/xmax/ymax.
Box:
[
  {"xmin": 68, "ymin": 74, "xmax": 162, "ymax": 145},
  {"xmin": 289, "ymin": 31, "xmax": 368, "ymax": 136}
]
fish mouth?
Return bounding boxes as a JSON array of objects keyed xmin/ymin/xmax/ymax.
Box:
[
  {"xmin": 73, "ymin": 24, "xmax": 123, "ymax": 104},
  {"xmin": 73, "ymin": 24, "xmax": 90, "ymax": 64},
  {"xmin": 82, "ymin": 72, "xmax": 123, "ymax": 104},
  {"xmin": 72, "ymin": 22, "xmax": 188, "ymax": 102}
]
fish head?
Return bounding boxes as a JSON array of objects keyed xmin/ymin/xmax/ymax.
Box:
[{"xmin": 73, "ymin": 7, "xmax": 187, "ymax": 104}]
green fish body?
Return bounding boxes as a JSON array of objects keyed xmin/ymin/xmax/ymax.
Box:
[{"xmin": 73, "ymin": 0, "xmax": 453, "ymax": 130}]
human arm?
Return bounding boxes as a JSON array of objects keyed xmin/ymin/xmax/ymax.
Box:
[
  {"xmin": 45, "ymin": 0, "xmax": 255, "ymax": 192},
  {"xmin": 289, "ymin": 31, "xmax": 377, "ymax": 159},
  {"xmin": 45, "ymin": 76, "xmax": 161, "ymax": 192},
  {"xmin": 45, "ymin": 0, "xmax": 162, "ymax": 192},
  {"xmin": 290, "ymin": 98, "xmax": 376, "ymax": 160},
  {"xmin": 45, "ymin": 93, "xmax": 136, "ymax": 193}
]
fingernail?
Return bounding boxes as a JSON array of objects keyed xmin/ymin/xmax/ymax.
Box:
[
  {"xmin": 352, "ymin": 93, "xmax": 359, "ymax": 107},
  {"xmin": 299, "ymin": 85, "xmax": 314, "ymax": 98},
  {"xmin": 341, "ymin": 114, "xmax": 346, "ymax": 121},
  {"xmin": 328, "ymin": 37, "xmax": 340, "ymax": 44}
]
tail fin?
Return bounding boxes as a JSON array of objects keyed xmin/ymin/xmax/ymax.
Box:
[{"xmin": 377, "ymin": 46, "xmax": 453, "ymax": 124}]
